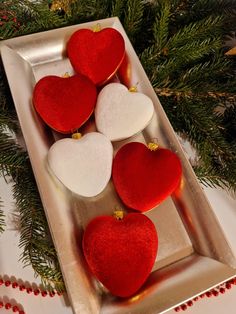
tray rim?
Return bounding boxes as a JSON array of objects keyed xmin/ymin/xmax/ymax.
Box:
[{"xmin": 1, "ymin": 16, "xmax": 236, "ymax": 314}]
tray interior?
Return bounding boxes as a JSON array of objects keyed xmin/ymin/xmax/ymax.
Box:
[{"xmin": 1, "ymin": 17, "xmax": 236, "ymax": 314}]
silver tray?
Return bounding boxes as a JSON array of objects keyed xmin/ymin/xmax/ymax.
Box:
[{"xmin": 1, "ymin": 17, "xmax": 236, "ymax": 314}]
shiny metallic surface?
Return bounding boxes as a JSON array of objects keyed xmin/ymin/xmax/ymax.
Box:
[{"xmin": 1, "ymin": 17, "xmax": 236, "ymax": 314}]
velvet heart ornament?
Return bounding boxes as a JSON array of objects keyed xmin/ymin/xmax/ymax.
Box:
[
  {"xmin": 83, "ymin": 212, "xmax": 158, "ymax": 297},
  {"xmin": 67, "ymin": 28, "xmax": 125, "ymax": 85},
  {"xmin": 33, "ymin": 74, "xmax": 97, "ymax": 134},
  {"xmin": 95, "ymin": 83, "xmax": 154, "ymax": 141},
  {"xmin": 47, "ymin": 132, "xmax": 113, "ymax": 197},
  {"xmin": 112, "ymin": 142, "xmax": 182, "ymax": 212}
]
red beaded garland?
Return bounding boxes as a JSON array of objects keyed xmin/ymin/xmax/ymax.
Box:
[
  {"xmin": 12, "ymin": 305, "xmax": 19, "ymax": 312},
  {"xmin": 206, "ymin": 291, "xmax": 212, "ymax": 297},
  {"xmin": 34, "ymin": 289, "xmax": 40, "ymax": 296},
  {"xmin": 12, "ymin": 282, "xmax": 18, "ymax": 288},
  {"xmin": 19, "ymin": 285, "xmax": 25, "ymax": 291},
  {"xmin": 1, "ymin": 275, "xmax": 236, "ymax": 313},
  {"xmin": 181, "ymin": 304, "xmax": 187, "ymax": 311},
  {"xmin": 226, "ymin": 283, "xmax": 232, "ymax": 289},
  {"xmin": 5, "ymin": 303, "xmax": 11, "ymax": 309},
  {"xmin": 212, "ymin": 289, "xmax": 219, "ymax": 296},
  {"xmin": 0, "ymin": 273, "xmax": 64, "ymax": 314},
  {"xmin": 174, "ymin": 276, "xmax": 236, "ymax": 312},
  {"xmin": 5, "ymin": 281, "xmax": 11, "ymax": 287}
]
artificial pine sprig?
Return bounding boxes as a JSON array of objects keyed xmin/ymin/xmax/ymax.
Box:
[
  {"xmin": 12, "ymin": 164, "xmax": 65, "ymax": 292},
  {"xmin": 0, "ymin": 200, "xmax": 5, "ymax": 233},
  {"xmin": 0, "ymin": 128, "xmax": 64, "ymax": 291},
  {"xmin": 0, "ymin": 0, "xmax": 64, "ymax": 39}
]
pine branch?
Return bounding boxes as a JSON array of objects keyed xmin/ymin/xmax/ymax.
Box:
[
  {"xmin": 155, "ymin": 88, "xmax": 236, "ymax": 103},
  {"xmin": 153, "ymin": 0, "xmax": 171, "ymax": 52},
  {"xmin": 0, "ymin": 64, "xmax": 18, "ymax": 132},
  {"xmin": 12, "ymin": 162, "xmax": 65, "ymax": 292},
  {"xmin": 161, "ymin": 94, "xmax": 236, "ymax": 190},
  {"xmin": 111, "ymin": 0, "xmax": 125, "ymax": 17},
  {"xmin": 0, "ymin": 131, "xmax": 28, "ymax": 176},
  {"xmin": 168, "ymin": 15, "xmax": 223, "ymax": 49},
  {"xmin": 123, "ymin": 0, "xmax": 145, "ymax": 43},
  {"xmin": 0, "ymin": 128, "xmax": 63, "ymax": 289},
  {"xmin": 0, "ymin": 0, "xmax": 65, "ymax": 39},
  {"xmin": 0, "ymin": 200, "xmax": 5, "ymax": 234}
]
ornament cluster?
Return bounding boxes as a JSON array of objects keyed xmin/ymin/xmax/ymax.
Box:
[{"xmin": 32, "ymin": 25, "xmax": 182, "ymax": 298}]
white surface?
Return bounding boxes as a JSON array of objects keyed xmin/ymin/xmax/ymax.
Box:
[
  {"xmin": 48, "ymin": 132, "xmax": 113, "ymax": 197},
  {"xmin": 95, "ymin": 83, "xmax": 154, "ymax": 141},
  {"xmin": 1, "ymin": 175, "xmax": 236, "ymax": 314}
]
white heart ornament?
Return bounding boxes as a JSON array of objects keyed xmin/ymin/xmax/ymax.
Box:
[
  {"xmin": 47, "ymin": 132, "xmax": 113, "ymax": 197},
  {"xmin": 95, "ymin": 83, "xmax": 154, "ymax": 141}
]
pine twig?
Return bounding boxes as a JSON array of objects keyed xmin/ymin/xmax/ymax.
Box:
[
  {"xmin": 155, "ymin": 87, "xmax": 236, "ymax": 102},
  {"xmin": 0, "ymin": 200, "xmax": 5, "ymax": 234}
]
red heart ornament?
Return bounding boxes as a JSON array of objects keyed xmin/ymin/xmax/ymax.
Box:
[
  {"xmin": 67, "ymin": 28, "xmax": 125, "ymax": 85},
  {"xmin": 33, "ymin": 74, "xmax": 97, "ymax": 134},
  {"xmin": 83, "ymin": 213, "xmax": 158, "ymax": 298},
  {"xmin": 112, "ymin": 142, "xmax": 182, "ymax": 212}
]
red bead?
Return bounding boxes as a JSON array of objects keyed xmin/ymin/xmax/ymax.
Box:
[
  {"xmin": 200, "ymin": 294, "xmax": 205, "ymax": 298},
  {"xmin": 231, "ymin": 278, "xmax": 236, "ymax": 285},
  {"xmin": 0, "ymin": 279, "xmax": 3, "ymax": 285},
  {"xmin": 13, "ymin": 306, "xmax": 19, "ymax": 312},
  {"xmin": 193, "ymin": 297, "xmax": 199, "ymax": 301},
  {"xmin": 5, "ymin": 280, "xmax": 11, "ymax": 287},
  {"xmin": 212, "ymin": 290, "xmax": 219, "ymax": 296},
  {"xmin": 220, "ymin": 288, "xmax": 225, "ymax": 294},
  {"xmin": 19, "ymin": 285, "xmax": 25, "ymax": 291},
  {"xmin": 12, "ymin": 282, "xmax": 18, "ymax": 288},
  {"xmin": 226, "ymin": 283, "xmax": 232, "ymax": 290},
  {"xmin": 187, "ymin": 301, "xmax": 193, "ymax": 306},
  {"xmin": 26, "ymin": 287, "xmax": 33, "ymax": 294},
  {"xmin": 206, "ymin": 291, "xmax": 212, "ymax": 297},
  {"xmin": 41, "ymin": 291, "xmax": 47, "ymax": 297},
  {"xmin": 175, "ymin": 307, "xmax": 181, "ymax": 312},
  {"xmin": 49, "ymin": 291, "xmax": 55, "ymax": 297},
  {"xmin": 181, "ymin": 304, "xmax": 187, "ymax": 311},
  {"xmin": 34, "ymin": 289, "xmax": 40, "ymax": 296},
  {"xmin": 0, "ymin": 302, "xmax": 3, "ymax": 308},
  {"xmin": 5, "ymin": 303, "xmax": 11, "ymax": 309},
  {"xmin": 19, "ymin": 311, "xmax": 25, "ymax": 314}
]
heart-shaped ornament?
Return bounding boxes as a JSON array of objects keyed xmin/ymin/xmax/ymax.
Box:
[
  {"xmin": 112, "ymin": 142, "xmax": 182, "ymax": 212},
  {"xmin": 33, "ymin": 74, "xmax": 97, "ymax": 134},
  {"xmin": 83, "ymin": 212, "xmax": 158, "ymax": 297},
  {"xmin": 47, "ymin": 132, "xmax": 113, "ymax": 197},
  {"xmin": 95, "ymin": 83, "xmax": 154, "ymax": 141},
  {"xmin": 67, "ymin": 28, "xmax": 125, "ymax": 85}
]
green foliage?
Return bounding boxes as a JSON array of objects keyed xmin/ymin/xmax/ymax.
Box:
[
  {"xmin": 13, "ymin": 161, "xmax": 65, "ymax": 292},
  {"xmin": 0, "ymin": 0, "xmax": 236, "ymax": 293},
  {"xmin": 0, "ymin": 200, "xmax": 5, "ymax": 233},
  {"xmin": 0, "ymin": 0, "xmax": 64, "ymax": 39},
  {"xmin": 0, "ymin": 125, "xmax": 64, "ymax": 291}
]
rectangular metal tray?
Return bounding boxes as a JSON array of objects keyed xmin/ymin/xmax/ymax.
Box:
[{"xmin": 1, "ymin": 17, "xmax": 236, "ymax": 314}]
